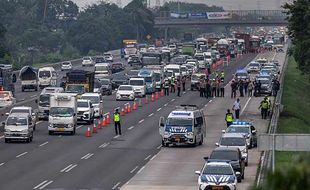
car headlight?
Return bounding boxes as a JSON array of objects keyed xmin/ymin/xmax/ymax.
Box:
[
  {"xmin": 5, "ymin": 129, "xmax": 11, "ymax": 132},
  {"xmin": 187, "ymin": 132, "xmax": 194, "ymax": 137},
  {"xmin": 164, "ymin": 131, "xmax": 170, "ymax": 137},
  {"xmin": 67, "ymin": 124, "xmax": 73, "ymax": 128},
  {"xmin": 22, "ymin": 129, "xmax": 29, "ymax": 133},
  {"xmin": 227, "ymin": 176, "xmax": 236, "ymax": 184}
]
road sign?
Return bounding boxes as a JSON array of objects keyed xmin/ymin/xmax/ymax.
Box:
[{"xmin": 258, "ymin": 134, "xmax": 310, "ymax": 151}]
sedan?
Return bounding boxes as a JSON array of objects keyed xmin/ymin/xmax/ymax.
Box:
[
  {"xmin": 116, "ymin": 85, "xmax": 135, "ymax": 101},
  {"xmin": 82, "ymin": 57, "xmax": 94, "ymax": 67},
  {"xmin": 61, "ymin": 61, "xmax": 72, "ymax": 71}
]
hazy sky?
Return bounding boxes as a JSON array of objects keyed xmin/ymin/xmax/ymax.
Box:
[{"xmin": 72, "ymin": 0, "xmax": 290, "ymax": 10}]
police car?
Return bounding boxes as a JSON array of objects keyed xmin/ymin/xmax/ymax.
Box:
[
  {"xmin": 255, "ymin": 74, "xmax": 273, "ymax": 95},
  {"xmin": 222, "ymin": 121, "xmax": 257, "ymax": 149},
  {"xmin": 195, "ymin": 160, "xmax": 239, "ymax": 190},
  {"xmin": 234, "ymin": 69, "xmax": 249, "ymax": 81},
  {"xmin": 159, "ymin": 105, "xmax": 205, "ymax": 147}
]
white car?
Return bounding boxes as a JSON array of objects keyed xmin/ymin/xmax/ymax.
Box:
[
  {"xmin": 104, "ymin": 53, "xmax": 113, "ymax": 62},
  {"xmin": 82, "ymin": 57, "xmax": 94, "ymax": 67},
  {"xmin": 80, "ymin": 93, "xmax": 103, "ymax": 118},
  {"xmin": 77, "ymin": 99, "xmax": 94, "ymax": 124},
  {"xmin": 7, "ymin": 106, "xmax": 37, "ymax": 130},
  {"xmin": 116, "ymin": 85, "xmax": 135, "ymax": 101},
  {"xmin": 61, "ymin": 61, "xmax": 72, "ymax": 71},
  {"xmin": 0, "ymin": 91, "xmax": 16, "ymax": 108}
]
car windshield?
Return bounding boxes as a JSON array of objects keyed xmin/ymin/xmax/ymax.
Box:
[
  {"xmin": 66, "ymin": 85, "xmax": 85, "ymax": 94},
  {"xmin": 220, "ymin": 137, "xmax": 246, "ymax": 146},
  {"xmin": 100, "ymin": 79, "xmax": 110, "ymax": 85},
  {"xmin": 258, "ymin": 79, "xmax": 269, "ymax": 84},
  {"xmin": 145, "ymin": 77, "xmax": 152, "ymax": 83},
  {"xmin": 203, "ymin": 165, "xmax": 234, "ymax": 175},
  {"xmin": 95, "ymin": 57, "xmax": 105, "ymax": 63},
  {"xmin": 260, "ymin": 69, "xmax": 272, "ymax": 74},
  {"xmin": 210, "ymin": 150, "xmax": 239, "ymax": 161},
  {"xmin": 11, "ymin": 109, "xmax": 29, "ymax": 114},
  {"xmin": 128, "ymin": 70, "xmax": 139, "ymax": 76},
  {"xmin": 166, "ymin": 118, "xmax": 192, "ymax": 126},
  {"xmin": 0, "ymin": 92, "xmax": 10, "ymax": 98},
  {"xmin": 81, "ymin": 96, "xmax": 100, "ymax": 104},
  {"xmin": 62, "ymin": 62, "xmax": 70, "ymax": 65},
  {"xmin": 166, "ymin": 72, "xmax": 173, "ymax": 77},
  {"xmin": 171, "ymin": 57, "xmax": 183, "ymax": 64},
  {"xmin": 77, "ymin": 101, "xmax": 89, "ymax": 107},
  {"xmin": 50, "ymin": 107, "xmax": 74, "ymax": 117},
  {"xmin": 130, "ymin": 80, "xmax": 144, "ymax": 86},
  {"xmin": 83, "ymin": 57, "xmax": 91, "ymax": 60},
  {"xmin": 169, "ymin": 68, "xmax": 180, "ymax": 74},
  {"xmin": 154, "ymin": 73, "xmax": 161, "ymax": 81},
  {"xmin": 39, "ymin": 94, "xmax": 50, "ymax": 106},
  {"xmin": 181, "ymin": 67, "xmax": 187, "ymax": 72},
  {"xmin": 119, "ymin": 86, "xmax": 132, "ymax": 91},
  {"xmin": 95, "ymin": 66, "xmax": 108, "ymax": 71},
  {"xmin": 227, "ymin": 126, "xmax": 249, "ymax": 133},
  {"xmin": 249, "ymin": 63, "xmax": 259, "ymax": 67},
  {"xmin": 195, "ymin": 56, "xmax": 204, "ymax": 61},
  {"xmin": 7, "ymin": 116, "xmax": 28, "ymax": 125},
  {"xmin": 142, "ymin": 57, "xmax": 159, "ymax": 64},
  {"xmin": 236, "ymin": 72, "xmax": 248, "ymax": 77},
  {"xmin": 39, "ymin": 71, "xmax": 51, "ymax": 78}
]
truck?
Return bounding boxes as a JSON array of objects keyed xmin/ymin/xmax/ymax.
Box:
[
  {"xmin": 123, "ymin": 39, "xmax": 138, "ymax": 59},
  {"xmin": 234, "ymin": 33, "xmax": 250, "ymax": 53},
  {"xmin": 182, "ymin": 43, "xmax": 195, "ymax": 56},
  {"xmin": 249, "ymin": 36, "xmax": 261, "ymax": 53},
  {"xmin": 65, "ymin": 70, "xmax": 94, "ymax": 95},
  {"xmin": 19, "ymin": 66, "xmax": 38, "ymax": 92},
  {"xmin": 141, "ymin": 52, "xmax": 162, "ymax": 66},
  {"xmin": 0, "ymin": 64, "xmax": 15, "ymax": 93},
  {"xmin": 48, "ymin": 93, "xmax": 77, "ymax": 135},
  {"xmin": 37, "ymin": 87, "xmax": 64, "ymax": 119}
]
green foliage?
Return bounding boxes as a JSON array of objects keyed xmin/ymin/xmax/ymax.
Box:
[{"xmin": 283, "ymin": 0, "xmax": 310, "ymax": 77}]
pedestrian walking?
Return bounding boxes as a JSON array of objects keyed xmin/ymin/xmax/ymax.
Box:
[
  {"xmin": 239, "ymin": 80, "xmax": 244, "ymax": 97},
  {"xmin": 232, "ymin": 98, "xmax": 241, "ymax": 119},
  {"xmin": 114, "ymin": 109, "xmax": 121, "ymax": 135},
  {"xmin": 225, "ymin": 109, "xmax": 234, "ymax": 127},
  {"xmin": 220, "ymin": 80, "xmax": 225, "ymax": 97},
  {"xmin": 164, "ymin": 79, "xmax": 169, "ymax": 96},
  {"xmin": 199, "ymin": 79, "xmax": 205, "ymax": 97},
  {"xmin": 272, "ymin": 79, "xmax": 280, "ymax": 96},
  {"xmin": 177, "ymin": 79, "xmax": 181, "ymax": 97},
  {"xmin": 258, "ymin": 97, "xmax": 269, "ymax": 119},
  {"xmin": 205, "ymin": 80, "xmax": 211, "ymax": 98},
  {"xmin": 248, "ymin": 81, "xmax": 253, "ymax": 97},
  {"xmin": 182, "ymin": 76, "xmax": 186, "ymax": 91},
  {"xmin": 216, "ymin": 79, "xmax": 220, "ymax": 97},
  {"xmin": 231, "ymin": 80, "xmax": 237, "ymax": 98},
  {"xmin": 257, "ymin": 80, "xmax": 261, "ymax": 97}
]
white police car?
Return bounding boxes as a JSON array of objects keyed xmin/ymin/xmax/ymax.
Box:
[{"xmin": 195, "ymin": 160, "xmax": 239, "ymax": 190}]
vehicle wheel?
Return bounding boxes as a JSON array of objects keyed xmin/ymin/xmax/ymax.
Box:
[
  {"xmin": 22, "ymin": 87, "xmax": 24, "ymax": 92},
  {"xmin": 71, "ymin": 127, "xmax": 76, "ymax": 135},
  {"xmin": 237, "ymin": 177, "xmax": 242, "ymax": 183},
  {"xmin": 34, "ymin": 125, "xmax": 36, "ymax": 131},
  {"xmin": 48, "ymin": 131, "xmax": 53, "ymax": 135},
  {"xmin": 4, "ymin": 138, "xmax": 9, "ymax": 143}
]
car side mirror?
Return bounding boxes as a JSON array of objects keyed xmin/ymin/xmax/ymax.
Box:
[
  {"xmin": 100, "ymin": 100, "xmax": 103, "ymax": 103},
  {"xmin": 222, "ymin": 130, "xmax": 225, "ymax": 133},
  {"xmin": 215, "ymin": 143, "xmax": 219, "ymax": 147},
  {"xmin": 252, "ymin": 130, "xmax": 257, "ymax": 134},
  {"xmin": 159, "ymin": 117, "xmax": 165, "ymax": 127},
  {"xmin": 203, "ymin": 156, "xmax": 209, "ymax": 160},
  {"xmin": 195, "ymin": 171, "xmax": 201, "ymax": 176},
  {"xmin": 5, "ymin": 113, "xmax": 9, "ymax": 116},
  {"xmin": 235, "ymin": 171, "xmax": 241, "ymax": 176}
]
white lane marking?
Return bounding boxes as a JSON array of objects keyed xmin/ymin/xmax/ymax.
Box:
[
  {"xmin": 81, "ymin": 153, "xmax": 91, "ymax": 159},
  {"xmin": 138, "ymin": 119, "xmax": 144, "ymax": 124},
  {"xmin": 0, "ymin": 162, "xmax": 4, "ymax": 167},
  {"xmin": 30, "ymin": 95, "xmax": 37, "ymax": 98},
  {"xmin": 34, "ymin": 180, "xmax": 48, "ymax": 189},
  {"xmin": 209, "ymin": 100, "xmax": 213, "ymax": 103},
  {"xmin": 112, "ymin": 182, "xmax": 121, "ymax": 190},
  {"xmin": 20, "ymin": 98, "xmax": 25, "ymax": 101},
  {"xmin": 148, "ymin": 113, "xmax": 154, "ymax": 117},
  {"xmin": 36, "ymin": 121, "xmax": 42, "ymax": 125},
  {"xmin": 39, "ymin": 180, "xmax": 53, "ymax": 189},
  {"xmin": 64, "ymin": 164, "xmax": 77, "ymax": 173},
  {"xmin": 137, "ymin": 166, "xmax": 145, "ymax": 174},
  {"xmin": 76, "ymin": 125, "xmax": 83, "ymax": 129},
  {"xmin": 157, "ymin": 145, "xmax": 162, "ymax": 149},
  {"xmin": 150, "ymin": 154, "xmax": 157, "ymax": 161},
  {"xmin": 0, "ymin": 135, "xmax": 4, "ymax": 139},
  {"xmin": 157, "ymin": 108, "xmax": 162, "ymax": 112},
  {"xmin": 130, "ymin": 166, "xmax": 139, "ymax": 173},
  {"xmin": 39, "ymin": 142, "xmax": 48, "ymax": 147},
  {"xmin": 128, "ymin": 126, "xmax": 134, "ymax": 130},
  {"xmin": 99, "ymin": 142, "xmax": 109, "ymax": 148},
  {"xmin": 241, "ymin": 97, "xmax": 252, "ymax": 115},
  {"xmin": 16, "ymin": 152, "xmax": 28, "ymax": 158},
  {"xmin": 144, "ymin": 155, "xmax": 152, "ymax": 160},
  {"xmin": 164, "ymin": 103, "xmax": 168, "ymax": 107},
  {"xmin": 81, "ymin": 153, "xmax": 94, "ymax": 160},
  {"xmin": 113, "ymin": 135, "xmax": 120, "ymax": 139},
  {"xmin": 60, "ymin": 164, "xmax": 73, "ymax": 172},
  {"xmin": 171, "ymin": 98, "xmax": 175, "ymax": 102}
]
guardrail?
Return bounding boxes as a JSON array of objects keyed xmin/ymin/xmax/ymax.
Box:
[{"xmin": 256, "ymin": 41, "xmax": 290, "ymax": 186}]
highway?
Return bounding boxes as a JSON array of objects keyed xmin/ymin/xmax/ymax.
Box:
[{"xmin": 0, "ymin": 52, "xmax": 257, "ymax": 189}]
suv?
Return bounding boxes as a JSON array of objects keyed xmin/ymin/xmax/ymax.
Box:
[
  {"xmin": 80, "ymin": 93, "xmax": 103, "ymax": 118},
  {"xmin": 216, "ymin": 133, "xmax": 249, "ymax": 166},
  {"xmin": 208, "ymin": 147, "xmax": 245, "ymax": 182},
  {"xmin": 223, "ymin": 121, "xmax": 257, "ymax": 148},
  {"xmin": 7, "ymin": 106, "xmax": 37, "ymax": 130},
  {"xmin": 195, "ymin": 160, "xmax": 239, "ymax": 190},
  {"xmin": 82, "ymin": 57, "xmax": 94, "ymax": 67},
  {"xmin": 77, "ymin": 99, "xmax": 94, "ymax": 124},
  {"xmin": 4, "ymin": 113, "xmax": 34, "ymax": 143}
]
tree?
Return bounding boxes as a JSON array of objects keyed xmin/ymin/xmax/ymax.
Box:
[{"xmin": 0, "ymin": 23, "xmax": 11, "ymax": 65}]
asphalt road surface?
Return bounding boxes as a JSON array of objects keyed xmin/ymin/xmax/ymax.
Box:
[{"xmin": 0, "ymin": 53, "xmax": 257, "ymax": 190}]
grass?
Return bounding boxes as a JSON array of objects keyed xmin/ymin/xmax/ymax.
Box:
[{"xmin": 275, "ymin": 56, "xmax": 310, "ymax": 169}]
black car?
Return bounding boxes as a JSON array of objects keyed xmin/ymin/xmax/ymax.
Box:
[
  {"xmin": 111, "ymin": 73, "xmax": 129, "ymax": 89},
  {"xmin": 96, "ymin": 78, "xmax": 112, "ymax": 95},
  {"xmin": 128, "ymin": 56, "xmax": 141, "ymax": 66},
  {"xmin": 207, "ymin": 147, "xmax": 245, "ymax": 182},
  {"xmin": 94, "ymin": 56, "xmax": 106, "ymax": 64},
  {"xmin": 126, "ymin": 70, "xmax": 140, "ymax": 78},
  {"xmin": 111, "ymin": 62, "xmax": 124, "ymax": 74}
]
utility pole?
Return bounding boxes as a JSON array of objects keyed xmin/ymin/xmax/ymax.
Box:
[{"xmin": 43, "ymin": 0, "xmax": 48, "ymax": 22}]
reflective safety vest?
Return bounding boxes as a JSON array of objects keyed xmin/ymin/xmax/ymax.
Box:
[
  {"xmin": 114, "ymin": 113, "xmax": 120, "ymax": 122},
  {"xmin": 164, "ymin": 81, "xmax": 169, "ymax": 88},
  {"xmin": 226, "ymin": 113, "xmax": 234, "ymax": 122},
  {"xmin": 171, "ymin": 78, "xmax": 175, "ymax": 85},
  {"xmin": 221, "ymin": 72, "xmax": 225, "ymax": 78},
  {"xmin": 262, "ymin": 101, "xmax": 269, "ymax": 109}
]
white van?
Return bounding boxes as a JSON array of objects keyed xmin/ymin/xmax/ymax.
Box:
[
  {"xmin": 164, "ymin": 64, "xmax": 181, "ymax": 78},
  {"xmin": 38, "ymin": 67, "xmax": 57, "ymax": 88},
  {"xmin": 95, "ymin": 63, "xmax": 110, "ymax": 79},
  {"xmin": 129, "ymin": 78, "xmax": 146, "ymax": 97}
]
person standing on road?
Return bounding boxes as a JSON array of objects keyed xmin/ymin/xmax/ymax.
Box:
[
  {"xmin": 199, "ymin": 79, "xmax": 205, "ymax": 97},
  {"xmin": 225, "ymin": 109, "xmax": 234, "ymax": 127},
  {"xmin": 182, "ymin": 76, "xmax": 186, "ymax": 91},
  {"xmin": 248, "ymin": 81, "xmax": 253, "ymax": 97},
  {"xmin": 216, "ymin": 79, "xmax": 220, "ymax": 97},
  {"xmin": 231, "ymin": 80, "xmax": 237, "ymax": 98},
  {"xmin": 272, "ymin": 79, "xmax": 280, "ymax": 96},
  {"xmin": 170, "ymin": 77, "xmax": 175, "ymax": 93},
  {"xmin": 258, "ymin": 97, "xmax": 269, "ymax": 119},
  {"xmin": 244, "ymin": 79, "xmax": 249, "ymax": 96},
  {"xmin": 257, "ymin": 80, "xmax": 262, "ymax": 97},
  {"xmin": 232, "ymin": 98, "xmax": 241, "ymax": 119},
  {"xmin": 205, "ymin": 79, "xmax": 211, "ymax": 99},
  {"xmin": 220, "ymin": 80, "xmax": 225, "ymax": 97},
  {"xmin": 211, "ymin": 79, "xmax": 217, "ymax": 98},
  {"xmin": 164, "ymin": 79, "xmax": 169, "ymax": 96},
  {"xmin": 239, "ymin": 79, "xmax": 244, "ymax": 97},
  {"xmin": 177, "ymin": 79, "xmax": 181, "ymax": 97},
  {"xmin": 114, "ymin": 109, "xmax": 121, "ymax": 135}
]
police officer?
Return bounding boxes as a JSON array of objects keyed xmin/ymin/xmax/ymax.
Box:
[
  {"xmin": 258, "ymin": 97, "xmax": 269, "ymax": 119},
  {"xmin": 114, "ymin": 108, "xmax": 121, "ymax": 135},
  {"xmin": 164, "ymin": 79, "xmax": 169, "ymax": 96},
  {"xmin": 182, "ymin": 76, "xmax": 186, "ymax": 91},
  {"xmin": 199, "ymin": 79, "xmax": 205, "ymax": 97},
  {"xmin": 170, "ymin": 77, "xmax": 175, "ymax": 93},
  {"xmin": 177, "ymin": 79, "xmax": 181, "ymax": 97},
  {"xmin": 205, "ymin": 79, "xmax": 211, "ymax": 99},
  {"xmin": 220, "ymin": 71, "xmax": 225, "ymax": 81},
  {"xmin": 225, "ymin": 109, "xmax": 234, "ymax": 127}
]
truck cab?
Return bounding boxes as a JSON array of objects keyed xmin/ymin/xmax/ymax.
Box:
[
  {"xmin": 48, "ymin": 93, "xmax": 77, "ymax": 135},
  {"xmin": 159, "ymin": 105, "xmax": 205, "ymax": 147},
  {"xmin": 37, "ymin": 87, "xmax": 64, "ymax": 119}
]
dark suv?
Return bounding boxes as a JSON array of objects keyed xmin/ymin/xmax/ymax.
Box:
[{"xmin": 207, "ymin": 147, "xmax": 245, "ymax": 182}]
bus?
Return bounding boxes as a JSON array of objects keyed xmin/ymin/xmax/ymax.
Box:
[
  {"xmin": 141, "ymin": 52, "xmax": 162, "ymax": 66},
  {"xmin": 123, "ymin": 39, "xmax": 138, "ymax": 59},
  {"xmin": 138, "ymin": 69, "xmax": 156, "ymax": 94}
]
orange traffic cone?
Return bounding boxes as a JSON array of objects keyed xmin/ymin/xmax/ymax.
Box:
[
  {"xmin": 155, "ymin": 92, "xmax": 159, "ymax": 100},
  {"xmin": 124, "ymin": 104, "xmax": 128, "ymax": 113},
  {"xmin": 145, "ymin": 96, "xmax": 149, "ymax": 104},
  {"xmin": 161, "ymin": 89, "xmax": 164, "ymax": 97},
  {"xmin": 106, "ymin": 113, "xmax": 110, "ymax": 124},
  {"xmin": 151, "ymin": 93, "xmax": 155, "ymax": 102},
  {"xmin": 102, "ymin": 116, "xmax": 107, "ymax": 127},
  {"xmin": 138, "ymin": 98, "xmax": 142, "ymax": 107},
  {"xmin": 133, "ymin": 101, "xmax": 137, "ymax": 110},
  {"xmin": 127, "ymin": 103, "xmax": 131, "ymax": 113},
  {"xmin": 92, "ymin": 123, "xmax": 97, "ymax": 133},
  {"xmin": 85, "ymin": 126, "xmax": 92, "ymax": 137},
  {"xmin": 98, "ymin": 118, "xmax": 102, "ymax": 129},
  {"xmin": 121, "ymin": 108, "xmax": 125, "ymax": 116}
]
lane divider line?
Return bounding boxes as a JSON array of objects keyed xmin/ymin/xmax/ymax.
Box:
[
  {"xmin": 38, "ymin": 181, "xmax": 53, "ymax": 190},
  {"xmin": 76, "ymin": 125, "xmax": 83, "ymax": 129},
  {"xmin": 156, "ymin": 145, "xmax": 162, "ymax": 149},
  {"xmin": 157, "ymin": 108, "xmax": 162, "ymax": 112},
  {"xmin": 112, "ymin": 182, "xmax": 121, "ymax": 190},
  {"xmin": 16, "ymin": 152, "xmax": 28, "ymax": 158},
  {"xmin": 137, "ymin": 166, "xmax": 145, "ymax": 174},
  {"xmin": 130, "ymin": 166, "xmax": 139, "ymax": 173},
  {"xmin": 144, "ymin": 155, "xmax": 152, "ymax": 160},
  {"xmin": 81, "ymin": 153, "xmax": 92, "ymax": 160},
  {"xmin": 138, "ymin": 119, "xmax": 144, "ymax": 124},
  {"xmin": 39, "ymin": 142, "xmax": 49, "ymax": 147},
  {"xmin": 241, "ymin": 97, "xmax": 252, "ymax": 115},
  {"xmin": 60, "ymin": 164, "xmax": 73, "ymax": 172},
  {"xmin": 150, "ymin": 154, "xmax": 157, "ymax": 161},
  {"xmin": 171, "ymin": 99, "xmax": 175, "ymax": 102},
  {"xmin": 0, "ymin": 162, "xmax": 4, "ymax": 167},
  {"xmin": 164, "ymin": 103, "xmax": 168, "ymax": 107},
  {"xmin": 33, "ymin": 180, "xmax": 48, "ymax": 189},
  {"xmin": 99, "ymin": 142, "xmax": 109, "ymax": 148},
  {"xmin": 65, "ymin": 164, "xmax": 77, "ymax": 173},
  {"xmin": 148, "ymin": 113, "xmax": 154, "ymax": 117},
  {"xmin": 128, "ymin": 126, "xmax": 134, "ymax": 130}
]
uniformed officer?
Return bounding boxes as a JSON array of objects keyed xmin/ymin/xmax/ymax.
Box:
[
  {"xmin": 170, "ymin": 77, "xmax": 175, "ymax": 93},
  {"xmin": 225, "ymin": 109, "xmax": 234, "ymax": 127},
  {"xmin": 220, "ymin": 71, "xmax": 225, "ymax": 81},
  {"xmin": 258, "ymin": 97, "xmax": 269, "ymax": 119},
  {"xmin": 177, "ymin": 79, "xmax": 181, "ymax": 97},
  {"xmin": 164, "ymin": 79, "xmax": 169, "ymax": 96},
  {"xmin": 114, "ymin": 109, "xmax": 121, "ymax": 135}
]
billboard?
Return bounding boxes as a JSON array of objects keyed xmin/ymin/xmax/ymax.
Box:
[
  {"xmin": 188, "ymin": 13, "xmax": 207, "ymax": 18},
  {"xmin": 206, "ymin": 12, "xmax": 232, "ymax": 19}
]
